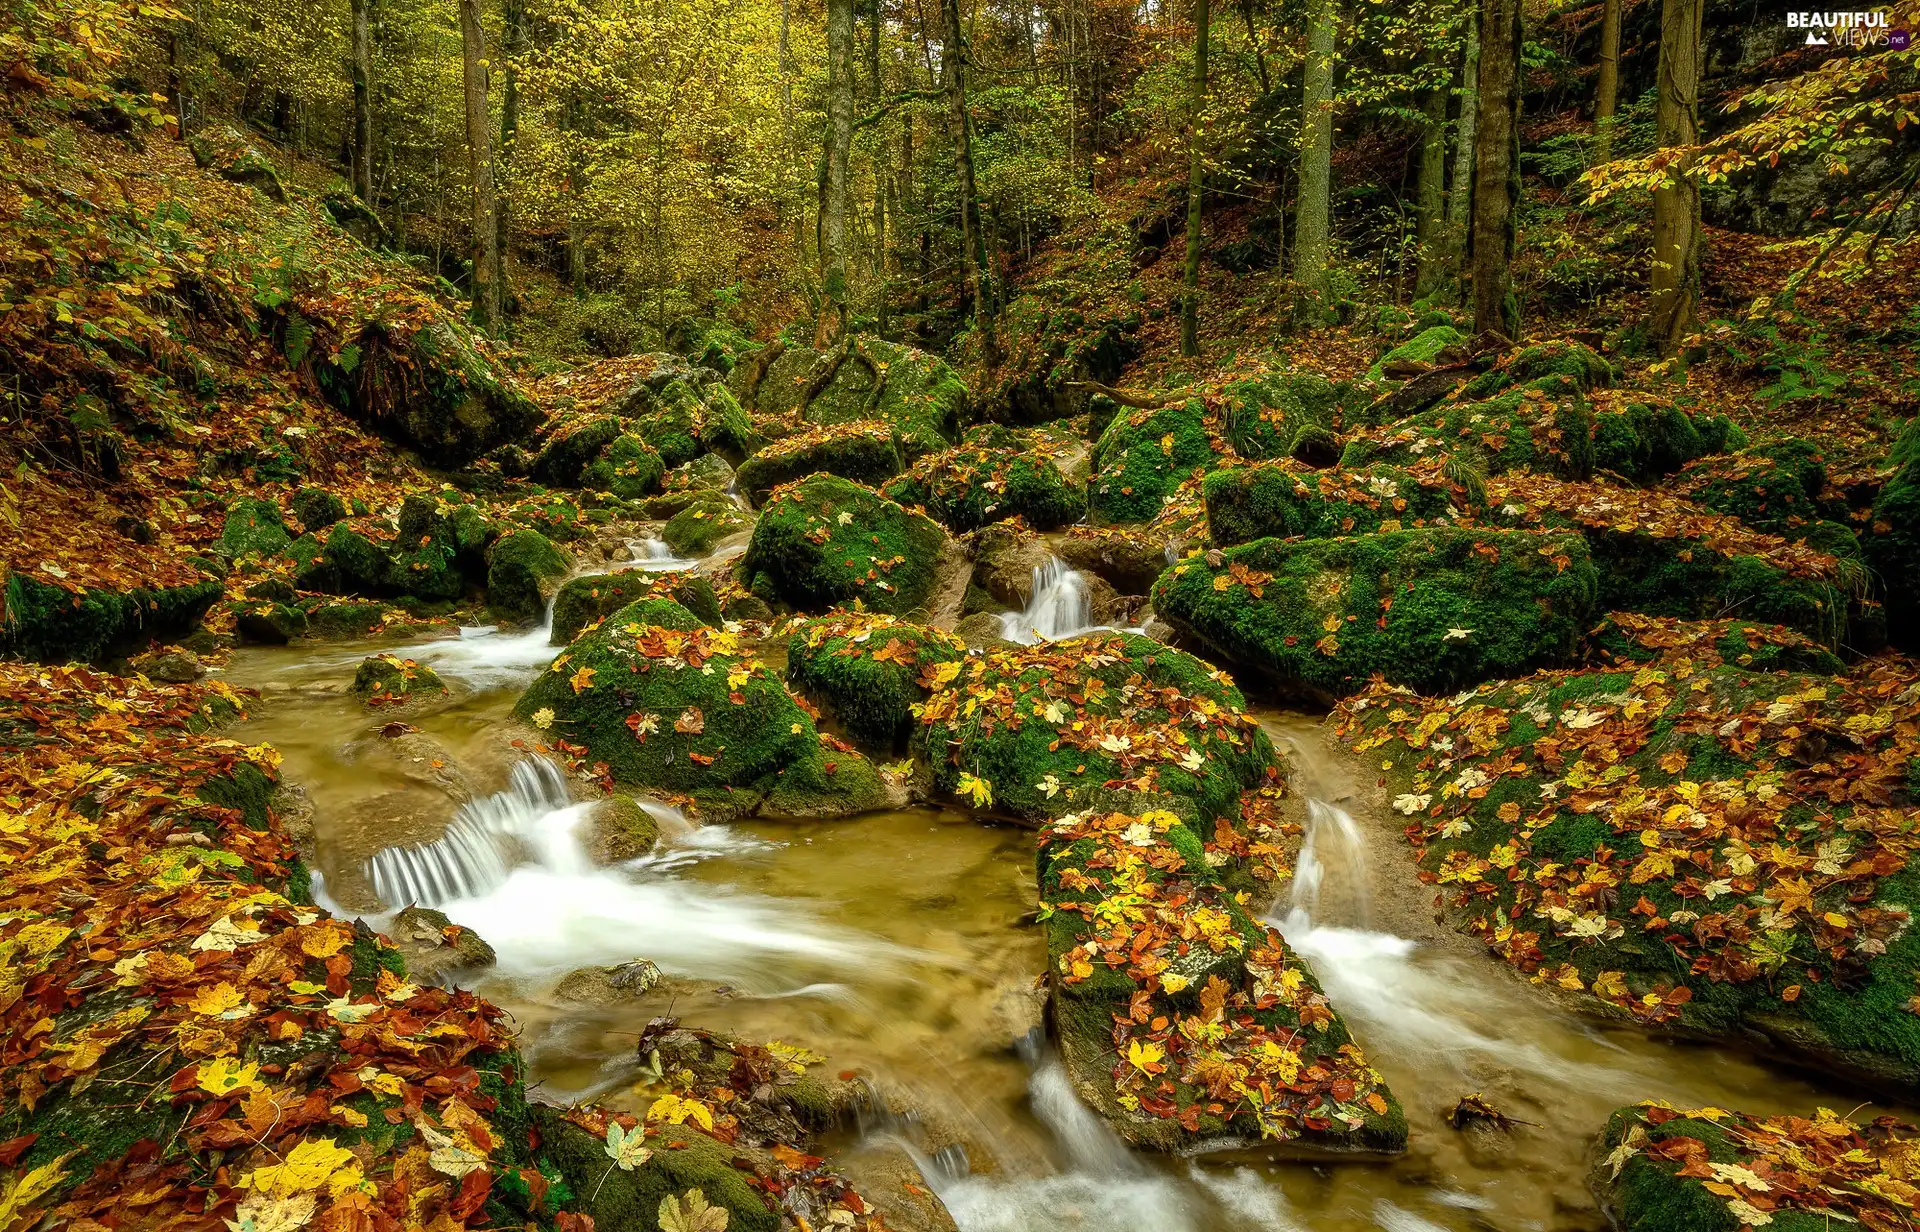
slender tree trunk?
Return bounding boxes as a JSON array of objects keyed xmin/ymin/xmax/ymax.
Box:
[
  {"xmin": 1444, "ymin": 16, "xmax": 1479, "ymax": 287},
  {"xmin": 458, "ymin": 0, "xmax": 501, "ymax": 334},
  {"xmin": 1470, "ymin": 0, "xmax": 1521, "ymax": 339},
  {"xmin": 169, "ymin": 22, "xmax": 192, "ymax": 139},
  {"xmin": 1414, "ymin": 69, "xmax": 1448, "ymax": 299},
  {"xmin": 1595, "ymin": 0, "xmax": 1621, "ymax": 151},
  {"xmin": 867, "ymin": 0, "xmax": 888, "ymax": 333},
  {"xmin": 349, "ymin": 0, "xmax": 373, "ymax": 202},
  {"xmin": 1292, "ymin": 0, "xmax": 1337, "ymax": 308},
  {"xmin": 815, "ymin": 0, "xmax": 856, "ymax": 347},
  {"xmin": 941, "ymin": 0, "xmax": 996, "ymax": 364},
  {"xmin": 1239, "ymin": 0, "xmax": 1269, "ymax": 95},
  {"xmin": 496, "ymin": 0, "xmax": 527, "ymax": 291},
  {"xmin": 1649, "ymin": 0, "xmax": 1702, "ymax": 351},
  {"xmin": 1179, "ymin": 0, "xmax": 1210, "ymax": 356}
]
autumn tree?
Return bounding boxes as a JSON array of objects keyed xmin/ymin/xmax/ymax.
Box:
[
  {"xmin": 1292, "ymin": 0, "xmax": 1337, "ymax": 310},
  {"xmin": 816, "ymin": 0, "xmax": 855, "ymax": 345},
  {"xmin": 1179, "ymin": 0, "xmax": 1209, "ymax": 356},
  {"xmin": 1594, "ymin": 0, "xmax": 1620, "ymax": 151},
  {"xmin": 942, "ymin": 0, "xmax": 996, "ymax": 364},
  {"xmin": 1649, "ymin": 0, "xmax": 1702, "ymax": 351},
  {"xmin": 458, "ymin": 0, "xmax": 501, "ymax": 333},
  {"xmin": 348, "ymin": 0, "xmax": 373, "ymax": 202},
  {"xmin": 1470, "ymin": 0, "xmax": 1520, "ymax": 339}
]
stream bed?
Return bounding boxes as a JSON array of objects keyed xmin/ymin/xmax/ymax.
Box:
[{"xmin": 219, "ymin": 600, "xmax": 1907, "ymax": 1232}]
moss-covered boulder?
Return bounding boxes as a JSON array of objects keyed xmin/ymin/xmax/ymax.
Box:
[
  {"xmin": 0, "ymin": 573, "xmax": 221, "ymax": 664},
  {"xmin": 350, "ymin": 653, "xmax": 449, "ymax": 707},
  {"xmin": 215, "ymin": 497, "xmax": 291, "ymax": 559},
  {"xmin": 287, "ymin": 522, "xmax": 389, "ymax": 595},
  {"xmin": 313, "ymin": 318, "xmax": 543, "ymax": 468},
  {"xmin": 1203, "ymin": 458, "xmax": 1474, "ymax": 547},
  {"xmin": 883, "ymin": 432, "xmax": 1085, "ymax": 531},
  {"xmin": 734, "ymin": 420, "xmax": 905, "ymax": 504},
  {"xmin": 582, "ymin": 432, "xmax": 667, "ymax": 499},
  {"xmin": 1042, "ymin": 805, "xmax": 1405, "ymax": 1157},
  {"xmin": 1674, "ymin": 439, "xmax": 1830, "ymax": 535},
  {"xmin": 389, "ymin": 495, "xmax": 464, "ymax": 601},
  {"xmin": 1460, "ymin": 338, "xmax": 1613, "ymax": 397},
  {"xmin": 917, "ymin": 632, "xmax": 1275, "ymax": 824},
  {"xmin": 1343, "ymin": 388, "xmax": 1597, "ymax": 479},
  {"xmin": 550, "ymin": 570, "xmax": 721, "ymax": 645},
  {"xmin": 583, "ymin": 794, "xmax": 660, "ymax": 863},
  {"xmin": 1366, "ymin": 324, "xmax": 1468, "ymax": 379},
  {"xmin": 1153, "ymin": 528, "xmax": 1598, "ymax": 701},
  {"xmin": 1585, "ymin": 611, "xmax": 1845, "ymax": 675},
  {"xmin": 1869, "ymin": 418, "xmax": 1920, "ymax": 645},
  {"xmin": 740, "ymin": 475, "xmax": 947, "ymax": 616},
  {"xmin": 532, "ymin": 414, "xmax": 625, "ymax": 487},
  {"xmin": 618, "ymin": 364, "xmax": 760, "ymax": 467},
  {"xmin": 1594, "ymin": 1102, "xmax": 1920, "ymax": 1232},
  {"xmin": 1221, "ymin": 363, "xmax": 1375, "ymax": 461},
  {"xmin": 663, "ymin": 496, "xmax": 753, "ymax": 556},
  {"xmin": 1590, "ymin": 395, "xmax": 1745, "ymax": 483},
  {"xmin": 186, "ymin": 123, "xmax": 285, "ymax": 200},
  {"xmin": 787, "ymin": 613, "xmax": 965, "ymax": 753},
  {"xmin": 512, "ymin": 599, "xmax": 886, "ymax": 816},
  {"xmin": 487, "ymin": 528, "xmax": 570, "ymax": 623},
  {"xmin": 745, "ymin": 336, "xmax": 965, "ymax": 456},
  {"xmin": 302, "ymin": 598, "xmax": 395, "ymax": 638},
  {"xmin": 291, "ymin": 485, "xmax": 348, "ymax": 532},
  {"xmin": 1341, "ymin": 656, "xmax": 1920, "ymax": 1090},
  {"xmin": 1088, "ymin": 398, "xmax": 1213, "ymax": 524}
]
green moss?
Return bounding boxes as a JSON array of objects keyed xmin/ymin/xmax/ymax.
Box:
[
  {"xmin": 734, "ymin": 422, "xmax": 905, "ymax": 503},
  {"xmin": 351, "ymin": 654, "xmax": 448, "ymax": 703},
  {"xmin": 1680, "ymin": 440, "xmax": 1827, "ymax": 534},
  {"xmin": 662, "ymin": 497, "xmax": 752, "ymax": 555},
  {"xmin": 1366, "ymin": 324, "xmax": 1467, "ymax": 379},
  {"xmin": 292, "ymin": 485, "xmax": 348, "ymax": 531},
  {"xmin": 532, "ymin": 1113, "xmax": 778, "ymax": 1232},
  {"xmin": 1088, "ymin": 398, "xmax": 1213, "ymax": 523},
  {"xmin": 318, "ymin": 523, "xmax": 395, "ymax": 596},
  {"xmin": 883, "ymin": 434, "xmax": 1085, "ymax": 531},
  {"xmin": 1463, "ymin": 339, "xmax": 1614, "ymax": 398},
  {"xmin": 1343, "ymin": 389, "xmax": 1597, "ymax": 479},
  {"xmin": 1153, "ymin": 528, "xmax": 1598, "ymax": 700},
  {"xmin": 302, "ymin": 599, "xmax": 391, "ymax": 638},
  {"xmin": 487, "ymin": 528, "xmax": 570, "ymax": 623},
  {"xmin": 627, "ymin": 378, "xmax": 707, "ymax": 467},
  {"xmin": 786, "ymin": 616, "xmax": 964, "ymax": 752},
  {"xmin": 550, "ymin": 571, "xmax": 720, "ymax": 644},
  {"xmin": 1203, "ymin": 460, "xmax": 1465, "ymax": 547},
  {"xmin": 740, "ymin": 474, "xmax": 947, "ymax": 616},
  {"xmin": 1591, "ymin": 401, "xmax": 1740, "ymax": 483},
  {"xmin": 1222, "ymin": 365, "xmax": 1372, "ymax": 460},
  {"xmin": 581, "ymin": 433, "xmax": 667, "ymax": 500},
  {"xmin": 534, "ymin": 415, "xmax": 626, "ymax": 487},
  {"xmin": 1, "ymin": 573, "xmax": 221, "ymax": 664},
  {"xmin": 215, "ymin": 496, "xmax": 291, "ymax": 558}
]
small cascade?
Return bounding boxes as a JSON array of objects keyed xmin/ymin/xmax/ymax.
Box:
[
  {"xmin": 411, "ymin": 587, "xmax": 563, "ymax": 690},
  {"xmin": 1281, "ymin": 797, "xmax": 1371, "ymax": 932},
  {"xmin": 366, "ymin": 759, "xmax": 575, "ymax": 908},
  {"xmin": 629, "ymin": 537, "xmax": 695, "ymax": 571},
  {"xmin": 998, "ymin": 558, "xmax": 1097, "ymax": 644}
]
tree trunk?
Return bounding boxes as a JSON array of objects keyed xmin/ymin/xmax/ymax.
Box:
[
  {"xmin": 1444, "ymin": 16, "xmax": 1479, "ymax": 286},
  {"xmin": 1179, "ymin": 0, "xmax": 1210, "ymax": 356},
  {"xmin": 815, "ymin": 0, "xmax": 855, "ymax": 347},
  {"xmin": 1595, "ymin": 0, "xmax": 1621, "ymax": 141},
  {"xmin": 1291, "ymin": 0, "xmax": 1337, "ymax": 308},
  {"xmin": 941, "ymin": 0, "xmax": 996, "ymax": 365},
  {"xmin": 349, "ymin": 0, "xmax": 373, "ymax": 202},
  {"xmin": 496, "ymin": 0, "xmax": 527, "ymax": 289},
  {"xmin": 1414, "ymin": 67, "xmax": 1448, "ymax": 299},
  {"xmin": 458, "ymin": 0, "xmax": 501, "ymax": 335},
  {"xmin": 1649, "ymin": 0, "xmax": 1702, "ymax": 351},
  {"xmin": 1239, "ymin": 0, "xmax": 1269, "ymax": 95},
  {"xmin": 1470, "ymin": 0, "xmax": 1521, "ymax": 339}
]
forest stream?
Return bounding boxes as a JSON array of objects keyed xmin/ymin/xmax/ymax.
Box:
[{"xmin": 211, "ymin": 551, "xmax": 1905, "ymax": 1232}]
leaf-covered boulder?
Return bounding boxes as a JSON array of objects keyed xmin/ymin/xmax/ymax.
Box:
[
  {"xmin": 1153, "ymin": 528, "xmax": 1599, "ymax": 701},
  {"xmin": 215, "ymin": 497, "xmax": 291, "ymax": 559},
  {"xmin": 742, "ymin": 336, "xmax": 965, "ymax": 455},
  {"xmin": 1590, "ymin": 394, "xmax": 1745, "ymax": 484},
  {"xmin": 1202, "ymin": 458, "xmax": 1474, "ymax": 547},
  {"xmin": 581, "ymin": 432, "xmax": 667, "ymax": 500},
  {"xmin": 486, "ymin": 528, "xmax": 570, "ymax": 623},
  {"xmin": 511, "ymin": 599, "xmax": 888, "ymax": 817},
  {"xmin": 663, "ymin": 495, "xmax": 753, "ymax": 556},
  {"xmin": 1041, "ymin": 805, "xmax": 1405, "ymax": 1156},
  {"xmin": 916, "ymin": 632, "xmax": 1275, "ymax": 824},
  {"xmin": 1342, "ymin": 387, "xmax": 1597, "ymax": 479},
  {"xmin": 1365, "ymin": 324, "xmax": 1468, "ymax": 379},
  {"xmin": 883, "ymin": 430, "xmax": 1085, "ymax": 532},
  {"xmin": 1088, "ymin": 398, "xmax": 1213, "ymax": 524},
  {"xmin": 1221, "ymin": 362, "xmax": 1375, "ymax": 462},
  {"xmin": 786, "ymin": 612, "xmax": 965, "ymax": 753},
  {"xmin": 350, "ymin": 653, "xmax": 448, "ymax": 708},
  {"xmin": 740, "ymin": 475, "xmax": 947, "ymax": 616},
  {"xmin": 532, "ymin": 414, "xmax": 625, "ymax": 487},
  {"xmin": 1459, "ymin": 338, "xmax": 1613, "ymax": 398},
  {"xmin": 733, "ymin": 420, "xmax": 905, "ymax": 504},
  {"xmin": 1585, "ymin": 611, "xmax": 1844, "ymax": 676},
  {"xmin": 1594, "ymin": 1103, "xmax": 1920, "ymax": 1232},
  {"xmin": 549, "ymin": 569, "xmax": 721, "ymax": 645},
  {"xmin": 0, "ymin": 573, "xmax": 221, "ymax": 664},
  {"xmin": 1340, "ymin": 653, "xmax": 1920, "ymax": 1090}
]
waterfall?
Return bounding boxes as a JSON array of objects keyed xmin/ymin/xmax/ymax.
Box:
[
  {"xmin": 998, "ymin": 558, "xmax": 1097, "ymax": 644},
  {"xmin": 411, "ymin": 586, "xmax": 564, "ymax": 690},
  {"xmin": 366, "ymin": 758, "xmax": 575, "ymax": 908},
  {"xmin": 630, "ymin": 537, "xmax": 695, "ymax": 571},
  {"xmin": 1281, "ymin": 798, "xmax": 1370, "ymax": 932}
]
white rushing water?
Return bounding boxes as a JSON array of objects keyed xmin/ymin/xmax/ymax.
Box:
[
  {"xmin": 998, "ymin": 558, "xmax": 1103, "ymax": 644},
  {"xmin": 361, "ymin": 757, "xmax": 909, "ymax": 993},
  {"xmin": 630, "ymin": 537, "xmax": 697, "ymax": 570}
]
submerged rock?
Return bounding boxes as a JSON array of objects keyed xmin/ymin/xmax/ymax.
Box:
[
  {"xmin": 554, "ymin": 958, "xmax": 663, "ymax": 1004},
  {"xmin": 583, "ymin": 794, "xmax": 659, "ymax": 863}
]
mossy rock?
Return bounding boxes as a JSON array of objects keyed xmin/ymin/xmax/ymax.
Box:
[
  {"xmin": 1152, "ymin": 528, "xmax": 1599, "ymax": 701},
  {"xmin": 1088, "ymin": 398, "xmax": 1213, "ymax": 524},
  {"xmin": 883, "ymin": 435, "xmax": 1085, "ymax": 532},
  {"xmin": 1461, "ymin": 339, "xmax": 1614, "ymax": 397},
  {"xmin": 0, "ymin": 574, "xmax": 221, "ymax": 664},
  {"xmin": 487, "ymin": 529, "xmax": 570, "ymax": 623},
  {"xmin": 740, "ymin": 475, "xmax": 947, "ymax": 616},
  {"xmin": 754, "ymin": 337, "xmax": 965, "ymax": 456},
  {"xmin": 533, "ymin": 414, "xmax": 626, "ymax": 487},
  {"xmin": 512, "ymin": 599, "xmax": 886, "ymax": 816},
  {"xmin": 1677, "ymin": 439, "xmax": 1829, "ymax": 534},
  {"xmin": 734, "ymin": 421, "xmax": 905, "ymax": 504},
  {"xmin": 215, "ymin": 496, "xmax": 291, "ymax": 559},
  {"xmin": 550, "ymin": 571, "xmax": 720, "ymax": 645},
  {"xmin": 617, "ymin": 372, "xmax": 754, "ymax": 468},
  {"xmin": 231, "ymin": 597, "xmax": 308, "ymax": 644},
  {"xmin": 786, "ymin": 614, "xmax": 966, "ymax": 752},
  {"xmin": 301, "ymin": 599, "xmax": 394, "ymax": 639},
  {"xmin": 286, "ymin": 522, "xmax": 392, "ymax": 596},
  {"xmin": 311, "ymin": 318, "xmax": 543, "ymax": 468},
  {"xmin": 1365, "ymin": 324, "xmax": 1468, "ymax": 379},
  {"xmin": 531, "ymin": 1112, "xmax": 780, "ymax": 1232},
  {"xmin": 389, "ymin": 495, "xmax": 463, "ymax": 602},
  {"xmin": 663, "ymin": 497, "xmax": 753, "ymax": 556},
  {"xmin": 1223, "ymin": 364, "xmax": 1376, "ymax": 460},
  {"xmin": 350, "ymin": 654, "xmax": 448, "ymax": 706},
  {"xmin": 1592, "ymin": 399, "xmax": 1746, "ymax": 483},
  {"xmin": 1203, "ymin": 459, "xmax": 1470, "ymax": 547},
  {"xmin": 186, "ymin": 124, "xmax": 285, "ymax": 200},
  {"xmin": 292, "ymin": 485, "xmax": 348, "ymax": 532},
  {"xmin": 1869, "ymin": 418, "xmax": 1920, "ymax": 646},
  {"xmin": 917, "ymin": 632, "xmax": 1275, "ymax": 824},
  {"xmin": 1342, "ymin": 389, "xmax": 1597, "ymax": 479},
  {"xmin": 1585, "ymin": 612, "xmax": 1845, "ymax": 675},
  {"xmin": 584, "ymin": 795, "xmax": 660, "ymax": 863},
  {"xmin": 582, "ymin": 433, "xmax": 667, "ymax": 499}
]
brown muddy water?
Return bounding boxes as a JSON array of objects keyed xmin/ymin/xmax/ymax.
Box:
[{"xmin": 220, "ymin": 563, "xmax": 1908, "ymax": 1232}]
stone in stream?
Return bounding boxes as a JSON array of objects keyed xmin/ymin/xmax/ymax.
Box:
[
  {"xmin": 350, "ymin": 653, "xmax": 448, "ymax": 710},
  {"xmin": 739, "ymin": 474, "xmax": 948, "ymax": 617},
  {"xmin": 785, "ymin": 613, "xmax": 966, "ymax": 754},
  {"xmin": 386, "ymin": 905, "xmax": 497, "ymax": 984},
  {"xmin": 883, "ymin": 426, "xmax": 1085, "ymax": 532},
  {"xmin": 1087, "ymin": 397, "xmax": 1213, "ymax": 524},
  {"xmin": 485, "ymin": 527, "xmax": 570, "ymax": 623},
  {"xmin": 662, "ymin": 494, "xmax": 752, "ymax": 556},
  {"xmin": 512, "ymin": 597, "xmax": 888, "ymax": 818},
  {"xmin": 733, "ymin": 419, "xmax": 905, "ymax": 504},
  {"xmin": 553, "ymin": 958, "xmax": 662, "ymax": 1004},
  {"xmin": 582, "ymin": 794, "xmax": 659, "ymax": 863},
  {"xmin": 549, "ymin": 569, "xmax": 720, "ymax": 645},
  {"xmin": 1342, "ymin": 648, "xmax": 1920, "ymax": 1093},
  {"xmin": 1153, "ymin": 526, "xmax": 1599, "ymax": 703}
]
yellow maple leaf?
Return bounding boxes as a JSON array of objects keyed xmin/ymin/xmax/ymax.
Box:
[
  {"xmin": 1126, "ymin": 1038, "xmax": 1165, "ymax": 1072},
  {"xmin": 197, "ymin": 1056, "xmax": 262, "ymax": 1096},
  {"xmin": 570, "ymin": 665, "xmax": 598, "ymax": 694},
  {"xmin": 299, "ymin": 926, "xmax": 349, "ymax": 959},
  {"xmin": 239, "ymin": 1137, "xmax": 356, "ymax": 1198},
  {"xmin": 184, "ymin": 981, "xmax": 246, "ymax": 1017},
  {"xmin": 646, "ymin": 1093, "xmax": 716, "ymax": 1131}
]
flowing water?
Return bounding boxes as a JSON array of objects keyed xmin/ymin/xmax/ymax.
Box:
[
  {"xmin": 999, "ymin": 558, "xmax": 1106, "ymax": 644},
  {"xmin": 218, "ymin": 626, "xmax": 1914, "ymax": 1232}
]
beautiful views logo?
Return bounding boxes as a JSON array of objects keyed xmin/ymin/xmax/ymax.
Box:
[{"xmin": 1785, "ymin": 9, "xmax": 1904, "ymax": 47}]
